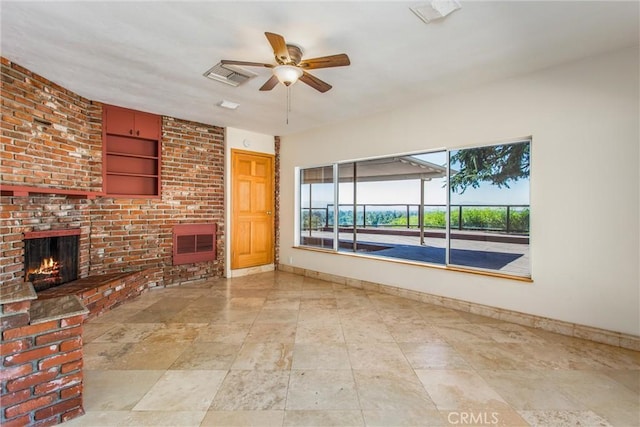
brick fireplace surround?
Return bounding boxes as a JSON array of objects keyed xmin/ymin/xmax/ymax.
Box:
[{"xmin": 1, "ymin": 57, "xmax": 227, "ymax": 425}]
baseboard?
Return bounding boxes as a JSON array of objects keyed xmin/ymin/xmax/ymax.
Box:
[
  {"xmin": 277, "ymin": 263, "xmax": 640, "ymax": 351},
  {"xmin": 231, "ymin": 263, "xmax": 275, "ymax": 278}
]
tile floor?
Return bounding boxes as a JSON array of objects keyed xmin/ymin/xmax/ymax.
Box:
[{"xmin": 63, "ymin": 271, "xmax": 639, "ymax": 426}]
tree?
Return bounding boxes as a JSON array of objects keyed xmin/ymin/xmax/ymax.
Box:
[{"xmin": 449, "ymin": 142, "xmax": 530, "ymax": 193}]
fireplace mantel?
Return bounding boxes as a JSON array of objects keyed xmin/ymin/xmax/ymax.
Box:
[
  {"xmin": 0, "ymin": 184, "xmax": 102, "ymax": 199},
  {"xmin": 24, "ymin": 228, "xmax": 82, "ymax": 239}
]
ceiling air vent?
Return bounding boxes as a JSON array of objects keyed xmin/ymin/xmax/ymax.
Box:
[{"xmin": 203, "ymin": 62, "xmax": 257, "ymax": 87}]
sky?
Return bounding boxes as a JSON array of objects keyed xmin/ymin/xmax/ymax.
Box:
[{"xmin": 303, "ymin": 148, "xmax": 530, "ymax": 209}]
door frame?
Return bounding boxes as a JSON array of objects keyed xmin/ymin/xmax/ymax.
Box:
[{"xmin": 228, "ymin": 148, "xmax": 276, "ymax": 276}]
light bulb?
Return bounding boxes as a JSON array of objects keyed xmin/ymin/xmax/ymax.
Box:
[{"xmin": 273, "ymin": 65, "xmax": 303, "ymax": 86}]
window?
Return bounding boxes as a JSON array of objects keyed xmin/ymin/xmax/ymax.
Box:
[
  {"xmin": 297, "ymin": 140, "xmax": 531, "ymax": 278},
  {"xmin": 448, "ymin": 141, "xmax": 530, "ymax": 276},
  {"xmin": 300, "ymin": 166, "xmax": 334, "ymax": 250}
]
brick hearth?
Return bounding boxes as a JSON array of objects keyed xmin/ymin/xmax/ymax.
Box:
[{"xmin": 37, "ymin": 271, "xmax": 149, "ymax": 320}]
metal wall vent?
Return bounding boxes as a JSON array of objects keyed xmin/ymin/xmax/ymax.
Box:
[{"xmin": 203, "ymin": 62, "xmax": 257, "ymax": 86}]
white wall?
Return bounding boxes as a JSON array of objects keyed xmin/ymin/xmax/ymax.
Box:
[
  {"xmin": 279, "ymin": 47, "xmax": 640, "ymax": 336},
  {"xmin": 225, "ymin": 127, "xmax": 275, "ymax": 277}
]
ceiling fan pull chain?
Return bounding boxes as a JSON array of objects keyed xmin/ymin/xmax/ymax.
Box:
[{"xmin": 286, "ymin": 85, "xmax": 291, "ymax": 124}]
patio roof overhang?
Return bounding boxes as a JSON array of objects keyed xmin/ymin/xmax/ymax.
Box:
[{"xmin": 302, "ymin": 156, "xmax": 447, "ymax": 184}]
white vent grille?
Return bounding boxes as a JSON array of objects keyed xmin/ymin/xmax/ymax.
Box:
[
  {"xmin": 410, "ymin": 1, "xmax": 461, "ymax": 23},
  {"xmin": 203, "ymin": 63, "xmax": 257, "ymax": 86}
]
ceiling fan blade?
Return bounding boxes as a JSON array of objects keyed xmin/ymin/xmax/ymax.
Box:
[
  {"xmin": 299, "ymin": 71, "xmax": 332, "ymax": 93},
  {"xmin": 299, "ymin": 54, "xmax": 351, "ymax": 69},
  {"xmin": 220, "ymin": 60, "xmax": 273, "ymax": 68},
  {"xmin": 265, "ymin": 32, "xmax": 291, "ymax": 64},
  {"xmin": 259, "ymin": 75, "xmax": 279, "ymax": 91}
]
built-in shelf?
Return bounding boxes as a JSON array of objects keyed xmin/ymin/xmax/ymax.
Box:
[
  {"xmin": 103, "ymin": 104, "xmax": 162, "ymax": 197},
  {"xmin": 106, "ymin": 172, "xmax": 159, "ymax": 178},
  {"xmin": 0, "ymin": 184, "xmax": 101, "ymax": 199},
  {"xmin": 105, "ymin": 151, "xmax": 159, "ymax": 160}
]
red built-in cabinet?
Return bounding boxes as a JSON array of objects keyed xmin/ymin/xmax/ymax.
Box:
[{"xmin": 103, "ymin": 104, "xmax": 161, "ymax": 197}]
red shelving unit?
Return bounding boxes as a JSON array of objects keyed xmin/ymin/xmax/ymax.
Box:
[{"xmin": 102, "ymin": 104, "xmax": 162, "ymax": 197}]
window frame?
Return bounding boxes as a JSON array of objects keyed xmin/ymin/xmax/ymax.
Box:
[{"xmin": 295, "ymin": 139, "xmax": 531, "ymax": 280}]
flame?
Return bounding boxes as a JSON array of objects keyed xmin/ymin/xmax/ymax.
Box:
[{"xmin": 30, "ymin": 257, "xmax": 59, "ymax": 275}]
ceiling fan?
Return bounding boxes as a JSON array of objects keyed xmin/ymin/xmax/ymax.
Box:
[{"xmin": 221, "ymin": 32, "xmax": 350, "ymax": 93}]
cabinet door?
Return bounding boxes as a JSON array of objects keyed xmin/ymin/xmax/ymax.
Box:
[
  {"xmin": 134, "ymin": 111, "xmax": 161, "ymax": 140},
  {"xmin": 105, "ymin": 106, "xmax": 135, "ymax": 137}
]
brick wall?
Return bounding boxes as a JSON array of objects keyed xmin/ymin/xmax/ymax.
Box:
[
  {"xmin": 1, "ymin": 57, "xmax": 225, "ymax": 288},
  {"xmin": 1, "ymin": 303, "xmax": 85, "ymax": 427},
  {"xmin": 0, "ymin": 58, "xmax": 102, "ymax": 192},
  {"xmin": 274, "ymin": 136, "xmax": 280, "ymax": 267}
]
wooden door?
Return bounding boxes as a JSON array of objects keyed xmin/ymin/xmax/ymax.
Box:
[{"xmin": 231, "ymin": 150, "xmax": 274, "ymax": 269}]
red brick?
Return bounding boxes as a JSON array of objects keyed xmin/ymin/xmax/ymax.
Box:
[
  {"xmin": 35, "ymin": 326, "xmax": 82, "ymax": 346},
  {"xmin": 2, "ymin": 320, "xmax": 59, "ymax": 341},
  {"xmin": 60, "ymin": 315, "xmax": 84, "ymax": 328},
  {"xmin": 0, "ymin": 388, "xmax": 31, "ymax": 408},
  {"xmin": 1, "ymin": 312, "xmax": 30, "ymax": 330},
  {"xmin": 80, "ymin": 288, "xmax": 97, "ymax": 298},
  {"xmin": 3, "ymin": 344, "xmax": 58, "ymax": 366},
  {"xmin": 34, "ymin": 371, "xmax": 82, "ymax": 395},
  {"xmin": 60, "ymin": 383, "xmax": 82, "ymax": 400},
  {"xmin": 0, "ymin": 338, "xmax": 32, "ymax": 356},
  {"xmin": 0, "ymin": 363, "xmax": 32, "ymax": 382},
  {"xmin": 38, "ymin": 349, "xmax": 82, "ymax": 370},
  {"xmin": 4, "ymin": 393, "xmax": 55, "ymax": 419},
  {"xmin": 61, "ymin": 406, "xmax": 85, "ymax": 423},
  {"xmin": 3, "ymin": 300, "xmax": 31, "ymax": 313},
  {"xmin": 6, "ymin": 367, "xmax": 59, "ymax": 392},
  {"xmin": 33, "ymin": 416, "xmax": 59, "ymax": 427},
  {"xmin": 1, "ymin": 414, "xmax": 31, "ymax": 427},
  {"xmin": 60, "ymin": 337, "xmax": 82, "ymax": 352},
  {"xmin": 61, "ymin": 359, "xmax": 82, "ymax": 374},
  {"xmin": 34, "ymin": 396, "xmax": 82, "ymax": 421}
]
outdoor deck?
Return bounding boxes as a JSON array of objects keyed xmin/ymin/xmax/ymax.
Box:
[{"xmin": 303, "ymin": 229, "xmax": 530, "ymax": 276}]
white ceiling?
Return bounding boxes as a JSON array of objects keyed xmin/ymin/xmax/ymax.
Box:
[{"xmin": 1, "ymin": 1, "xmax": 638, "ymax": 136}]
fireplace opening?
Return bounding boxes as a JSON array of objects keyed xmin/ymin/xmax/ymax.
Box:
[{"xmin": 24, "ymin": 230, "xmax": 80, "ymax": 292}]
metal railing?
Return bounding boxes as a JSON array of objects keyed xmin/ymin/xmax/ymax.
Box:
[{"xmin": 301, "ymin": 203, "xmax": 530, "ymax": 235}]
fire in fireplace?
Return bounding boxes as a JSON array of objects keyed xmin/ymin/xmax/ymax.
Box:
[{"xmin": 24, "ymin": 229, "xmax": 80, "ymax": 292}]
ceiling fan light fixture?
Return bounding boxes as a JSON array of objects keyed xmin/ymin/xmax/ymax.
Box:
[{"xmin": 273, "ymin": 65, "xmax": 303, "ymax": 86}]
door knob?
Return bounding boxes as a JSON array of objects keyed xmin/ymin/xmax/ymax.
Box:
[{"xmin": 267, "ymin": 211, "xmax": 272, "ymax": 215}]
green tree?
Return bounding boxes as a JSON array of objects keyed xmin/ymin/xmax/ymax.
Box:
[{"xmin": 450, "ymin": 142, "xmax": 530, "ymax": 193}]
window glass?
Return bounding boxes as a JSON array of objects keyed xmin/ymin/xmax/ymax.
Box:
[
  {"xmin": 300, "ymin": 166, "xmax": 334, "ymax": 249},
  {"xmin": 336, "ymin": 163, "xmax": 356, "ymax": 251},
  {"xmin": 448, "ymin": 141, "xmax": 530, "ymax": 276}
]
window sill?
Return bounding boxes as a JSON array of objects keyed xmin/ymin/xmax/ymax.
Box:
[{"xmin": 292, "ymin": 245, "xmax": 533, "ymax": 283}]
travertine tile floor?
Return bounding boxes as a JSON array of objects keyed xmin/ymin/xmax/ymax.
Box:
[{"xmin": 63, "ymin": 271, "xmax": 639, "ymax": 426}]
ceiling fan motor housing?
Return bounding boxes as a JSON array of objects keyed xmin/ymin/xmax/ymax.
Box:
[{"xmin": 283, "ymin": 44, "xmax": 303, "ymax": 65}]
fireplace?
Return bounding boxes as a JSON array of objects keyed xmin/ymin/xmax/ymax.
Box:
[{"xmin": 24, "ymin": 229, "xmax": 80, "ymax": 292}]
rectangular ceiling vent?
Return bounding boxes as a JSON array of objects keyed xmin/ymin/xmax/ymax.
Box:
[
  {"xmin": 203, "ymin": 62, "xmax": 257, "ymax": 87},
  {"xmin": 410, "ymin": 1, "xmax": 461, "ymax": 23}
]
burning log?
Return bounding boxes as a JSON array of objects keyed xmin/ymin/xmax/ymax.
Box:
[{"xmin": 28, "ymin": 257, "xmax": 62, "ymax": 290}]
